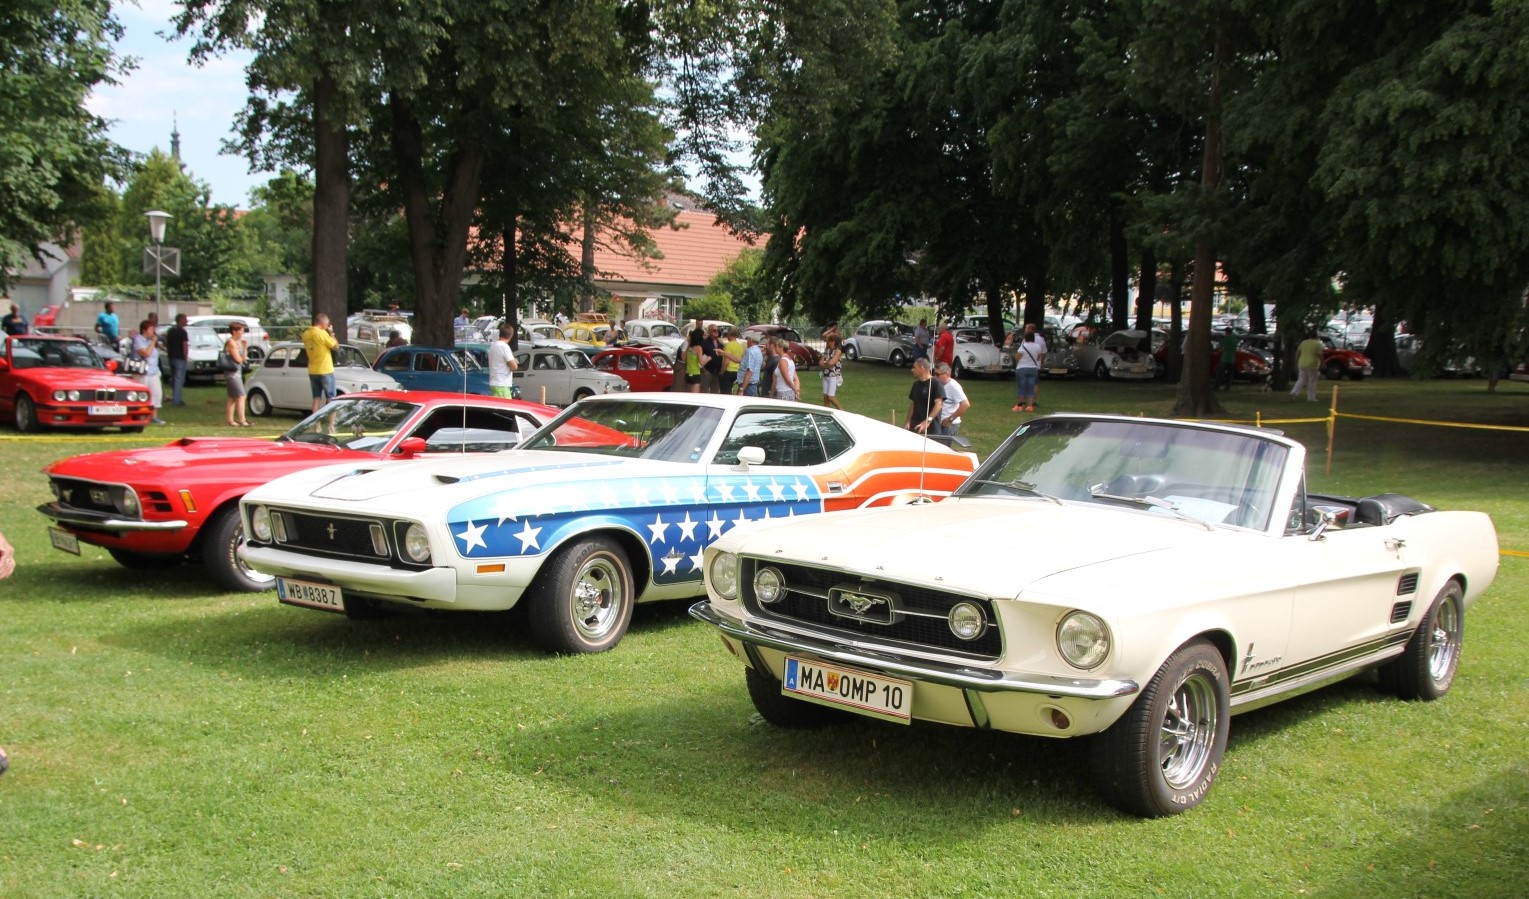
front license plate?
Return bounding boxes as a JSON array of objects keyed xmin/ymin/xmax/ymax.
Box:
[
  {"xmin": 88, "ymin": 404, "xmax": 128, "ymax": 416},
  {"xmin": 782, "ymin": 656, "xmax": 912, "ymax": 724},
  {"xmin": 1048, "ymin": 367, "xmax": 1069, "ymax": 376},
  {"xmin": 276, "ymin": 577, "xmax": 345, "ymax": 613},
  {"xmin": 47, "ymin": 527, "xmax": 80, "ymax": 555}
]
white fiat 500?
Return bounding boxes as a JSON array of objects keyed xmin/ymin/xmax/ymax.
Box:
[{"xmin": 692, "ymin": 414, "xmax": 1499, "ymax": 817}]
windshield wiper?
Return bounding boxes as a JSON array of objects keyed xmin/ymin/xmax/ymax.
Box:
[
  {"xmin": 1088, "ymin": 488, "xmax": 1214, "ymax": 531},
  {"xmin": 970, "ymin": 479, "xmax": 1062, "ymax": 504}
]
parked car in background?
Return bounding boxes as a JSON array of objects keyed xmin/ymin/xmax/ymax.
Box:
[
  {"xmin": 181, "ymin": 326, "xmax": 227, "ymax": 383},
  {"xmin": 1058, "ymin": 329, "xmax": 1157, "ymax": 380},
  {"xmin": 347, "ymin": 315, "xmax": 413, "ymax": 362},
  {"xmin": 1, "ymin": 334, "xmax": 154, "ymax": 432},
  {"xmin": 622, "ymin": 319, "xmax": 686, "ymax": 355},
  {"xmin": 561, "ymin": 322, "xmax": 611, "ymax": 348},
  {"xmin": 843, "ymin": 320, "xmax": 918, "ymax": 367},
  {"xmin": 593, "ymin": 346, "xmax": 674, "ymax": 393},
  {"xmin": 187, "ymin": 315, "xmax": 272, "ymax": 362},
  {"xmin": 1394, "ymin": 334, "xmax": 1479, "ymax": 378},
  {"xmin": 949, "ymin": 327, "xmax": 1008, "ymax": 378},
  {"xmin": 39, "ymin": 392, "xmax": 562, "ymax": 591},
  {"xmin": 374, "ymin": 344, "xmax": 490, "ymax": 394},
  {"xmin": 33, "ymin": 305, "xmax": 61, "ymax": 328},
  {"xmin": 240, "ymin": 393, "xmax": 978, "ymax": 652},
  {"xmin": 691, "ymin": 412, "xmax": 1500, "ymax": 817},
  {"xmin": 1319, "ymin": 336, "xmax": 1373, "ymax": 381},
  {"xmin": 513, "ymin": 346, "xmax": 630, "ymax": 406},
  {"xmin": 741, "ymin": 325, "xmax": 820, "ymax": 370},
  {"xmin": 1150, "ymin": 329, "xmax": 1271, "ymax": 383},
  {"xmin": 245, "ymin": 342, "xmax": 401, "ymax": 416},
  {"xmin": 956, "ymin": 314, "xmax": 1016, "ymax": 338}
]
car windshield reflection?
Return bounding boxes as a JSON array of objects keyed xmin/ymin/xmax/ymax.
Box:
[
  {"xmin": 524, "ymin": 400, "xmax": 724, "ymax": 463},
  {"xmin": 284, "ymin": 398, "xmax": 418, "ymax": 451},
  {"xmin": 958, "ymin": 417, "xmax": 1287, "ymax": 530}
]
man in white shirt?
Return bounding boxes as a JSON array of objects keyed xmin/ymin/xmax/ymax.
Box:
[
  {"xmin": 488, "ymin": 325, "xmax": 519, "ymax": 397},
  {"xmin": 933, "ymin": 363, "xmax": 971, "ymax": 436}
]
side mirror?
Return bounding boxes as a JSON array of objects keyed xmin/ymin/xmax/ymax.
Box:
[
  {"xmin": 733, "ymin": 445, "xmax": 766, "ymax": 471},
  {"xmin": 396, "ymin": 436, "xmax": 428, "ymax": 457},
  {"xmin": 0, "ymin": 357, "xmax": 9, "ymax": 372}
]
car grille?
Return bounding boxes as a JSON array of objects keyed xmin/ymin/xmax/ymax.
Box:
[
  {"xmin": 50, "ymin": 477, "xmax": 130, "ymax": 517},
  {"xmin": 740, "ymin": 559, "xmax": 1002, "ymax": 660},
  {"xmin": 269, "ymin": 510, "xmax": 387, "ymax": 561}
]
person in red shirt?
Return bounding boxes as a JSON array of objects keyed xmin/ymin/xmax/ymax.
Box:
[{"xmin": 933, "ymin": 320, "xmax": 955, "ymax": 370}]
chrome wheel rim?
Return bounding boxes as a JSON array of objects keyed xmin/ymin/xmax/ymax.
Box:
[
  {"xmin": 569, "ymin": 553, "xmax": 625, "ymax": 642},
  {"xmin": 234, "ymin": 524, "xmax": 275, "ymax": 586},
  {"xmin": 1159, "ymin": 671, "xmax": 1219, "ymax": 790},
  {"xmin": 1428, "ymin": 593, "xmax": 1463, "ymax": 682}
]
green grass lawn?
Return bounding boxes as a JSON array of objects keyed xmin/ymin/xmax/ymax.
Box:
[{"xmin": 2, "ymin": 372, "xmax": 1526, "ymax": 897}]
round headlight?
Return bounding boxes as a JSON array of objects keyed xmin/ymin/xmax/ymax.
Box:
[
  {"xmin": 402, "ymin": 523, "xmax": 432, "ymax": 563},
  {"xmin": 948, "ymin": 601, "xmax": 986, "ymax": 640},
  {"xmin": 707, "ymin": 551, "xmax": 738, "ymax": 600},
  {"xmin": 52, "ymin": 390, "xmax": 67, "ymax": 402},
  {"xmin": 114, "ymin": 488, "xmax": 140, "ymax": 517},
  {"xmin": 754, "ymin": 566, "xmax": 785, "ymax": 604},
  {"xmin": 250, "ymin": 506, "xmax": 272, "ymax": 542},
  {"xmin": 68, "ymin": 390, "xmax": 83, "ymax": 401},
  {"xmin": 1057, "ymin": 611, "xmax": 1110, "ymax": 669}
]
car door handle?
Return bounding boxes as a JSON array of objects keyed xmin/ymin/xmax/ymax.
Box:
[{"xmin": 1384, "ymin": 538, "xmax": 1405, "ymax": 552}]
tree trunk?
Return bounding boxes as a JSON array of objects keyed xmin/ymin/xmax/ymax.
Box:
[
  {"xmin": 1109, "ymin": 207, "xmax": 1129, "ymax": 329},
  {"xmin": 501, "ymin": 221, "xmax": 519, "ymax": 348},
  {"xmin": 390, "ymin": 95, "xmax": 485, "ymax": 348},
  {"xmin": 579, "ymin": 205, "xmax": 598, "ymax": 314},
  {"xmin": 311, "ymin": 72, "xmax": 349, "ymax": 341},
  {"xmin": 1364, "ymin": 302, "xmax": 1400, "ymax": 376},
  {"xmin": 1167, "ymin": 261, "xmax": 1185, "ymax": 382},
  {"xmin": 1172, "ymin": 12, "xmax": 1228, "ymax": 419},
  {"xmin": 1136, "ymin": 250, "xmax": 1157, "ymax": 332},
  {"xmin": 1247, "ymin": 284, "xmax": 1267, "ymax": 334},
  {"xmin": 984, "ymin": 276, "xmax": 1006, "ymax": 342},
  {"xmin": 1023, "ymin": 260, "xmax": 1048, "ymax": 326}
]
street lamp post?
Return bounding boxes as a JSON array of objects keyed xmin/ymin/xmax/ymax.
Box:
[{"xmin": 145, "ymin": 210, "xmax": 172, "ymax": 323}]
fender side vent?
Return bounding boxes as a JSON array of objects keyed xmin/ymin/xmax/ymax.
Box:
[
  {"xmin": 1396, "ymin": 573, "xmax": 1419, "ymax": 596},
  {"xmin": 1390, "ymin": 601, "xmax": 1412, "ymax": 624}
]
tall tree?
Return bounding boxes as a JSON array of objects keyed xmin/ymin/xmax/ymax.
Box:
[{"xmin": 0, "ymin": 0, "xmax": 127, "ymax": 291}]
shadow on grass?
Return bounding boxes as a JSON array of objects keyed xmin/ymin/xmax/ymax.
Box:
[
  {"xmin": 517, "ymin": 683, "xmax": 1113, "ymax": 834},
  {"xmin": 101, "ymin": 593, "xmax": 705, "ymax": 678},
  {"xmin": 2, "ymin": 557, "xmax": 220, "ymax": 601}
]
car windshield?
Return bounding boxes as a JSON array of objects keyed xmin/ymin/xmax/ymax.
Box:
[
  {"xmin": 648, "ymin": 324, "xmax": 680, "ymax": 339},
  {"xmin": 187, "ymin": 328, "xmax": 223, "ymax": 349},
  {"xmin": 959, "ymin": 418, "xmax": 1287, "ymax": 530},
  {"xmin": 564, "ymin": 350, "xmax": 593, "ymax": 369},
  {"xmin": 10, "ymin": 338, "xmax": 106, "ymax": 370},
  {"xmin": 523, "ymin": 400, "xmax": 725, "ymax": 463},
  {"xmin": 334, "ymin": 346, "xmax": 371, "ymax": 368},
  {"xmin": 284, "ymin": 397, "xmax": 420, "ymax": 451},
  {"xmin": 450, "ymin": 348, "xmax": 484, "ymax": 371}
]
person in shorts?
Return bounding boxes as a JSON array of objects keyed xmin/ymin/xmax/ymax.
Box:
[
  {"xmin": 819, "ymin": 332, "xmax": 844, "ymax": 409},
  {"xmin": 224, "ymin": 321, "xmax": 251, "ymax": 426},
  {"xmin": 488, "ymin": 324, "xmax": 519, "ymax": 397},
  {"xmin": 302, "ymin": 312, "xmax": 339, "ymax": 412}
]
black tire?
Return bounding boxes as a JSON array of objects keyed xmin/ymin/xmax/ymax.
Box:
[
  {"xmin": 573, "ymin": 388, "xmax": 595, "ymax": 402},
  {"xmin": 889, "ymin": 349, "xmax": 907, "ymax": 368},
  {"xmin": 843, "ymin": 343, "xmax": 859, "ymax": 362},
  {"xmin": 14, "ymin": 393, "xmax": 37, "ymax": 433},
  {"xmin": 951, "ymin": 358, "xmax": 965, "ymax": 379},
  {"xmin": 1378, "ymin": 580, "xmax": 1464, "ymax": 701},
  {"xmin": 526, "ymin": 536, "xmax": 634, "ymax": 653},
  {"xmin": 247, "ymin": 388, "xmax": 272, "ymax": 417},
  {"xmin": 107, "ymin": 548, "xmax": 182, "ymax": 570},
  {"xmin": 246, "ymin": 346, "xmax": 265, "ymax": 363},
  {"xmin": 1324, "ymin": 361, "xmax": 1345, "ymax": 381},
  {"xmin": 745, "ymin": 664, "xmax": 850, "ymax": 728},
  {"xmin": 1091, "ymin": 639, "xmax": 1230, "ymax": 817},
  {"xmin": 1094, "ymin": 360, "xmax": 1111, "ymax": 380},
  {"xmin": 201, "ymin": 506, "xmax": 274, "ymax": 592}
]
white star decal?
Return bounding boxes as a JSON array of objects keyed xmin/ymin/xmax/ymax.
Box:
[
  {"xmin": 742, "ymin": 479, "xmax": 762, "ymax": 501},
  {"xmin": 767, "ymin": 479, "xmax": 786, "ymax": 501},
  {"xmin": 629, "ymin": 482, "xmax": 650, "ymax": 505},
  {"xmin": 676, "ymin": 512, "xmax": 699, "ymax": 541},
  {"xmin": 715, "ymin": 482, "xmax": 736, "ymax": 502},
  {"xmin": 690, "ymin": 481, "xmax": 709, "ymax": 504},
  {"xmin": 661, "ymin": 482, "xmax": 681, "ymax": 505},
  {"xmin": 647, "ymin": 514, "xmax": 670, "ymax": 545},
  {"xmin": 514, "ymin": 519, "xmax": 542, "ymax": 552},
  {"xmin": 455, "ymin": 520, "xmax": 487, "ymax": 552},
  {"xmin": 600, "ymin": 483, "xmax": 622, "ymax": 507},
  {"xmin": 661, "ymin": 551, "xmax": 682, "ymax": 574},
  {"xmin": 706, "ymin": 513, "xmax": 728, "ymax": 539},
  {"xmin": 689, "ymin": 551, "xmax": 706, "ymax": 572},
  {"xmin": 732, "ymin": 509, "xmax": 750, "ymax": 529},
  {"xmin": 792, "ymin": 480, "xmax": 810, "ymax": 500}
]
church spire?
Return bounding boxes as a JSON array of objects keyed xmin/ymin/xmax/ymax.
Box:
[{"xmin": 170, "ymin": 113, "xmax": 184, "ymax": 170}]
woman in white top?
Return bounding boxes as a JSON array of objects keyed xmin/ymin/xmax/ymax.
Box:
[{"xmin": 1006, "ymin": 324, "xmax": 1047, "ymax": 413}]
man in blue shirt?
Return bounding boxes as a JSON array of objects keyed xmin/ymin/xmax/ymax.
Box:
[
  {"xmin": 2, "ymin": 304, "xmax": 28, "ymax": 336},
  {"xmin": 735, "ymin": 333, "xmax": 763, "ymax": 396},
  {"xmin": 95, "ymin": 303, "xmax": 120, "ymax": 345}
]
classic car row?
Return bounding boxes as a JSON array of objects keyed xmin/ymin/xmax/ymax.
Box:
[{"xmin": 29, "ymin": 389, "xmax": 1498, "ymax": 817}]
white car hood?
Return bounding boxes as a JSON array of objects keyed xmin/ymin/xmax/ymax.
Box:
[
  {"xmin": 726, "ymin": 497, "xmax": 1218, "ymax": 598},
  {"xmin": 249, "ymin": 450, "xmax": 675, "ymax": 510}
]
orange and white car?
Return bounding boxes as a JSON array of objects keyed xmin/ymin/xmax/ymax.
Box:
[{"xmin": 240, "ymin": 394, "xmax": 975, "ymax": 653}]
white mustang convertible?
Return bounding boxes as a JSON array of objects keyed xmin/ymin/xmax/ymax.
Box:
[{"xmin": 691, "ymin": 413, "xmax": 1500, "ymax": 817}]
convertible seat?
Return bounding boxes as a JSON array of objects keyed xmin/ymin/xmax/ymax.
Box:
[{"xmin": 1354, "ymin": 493, "xmax": 1435, "ymax": 526}]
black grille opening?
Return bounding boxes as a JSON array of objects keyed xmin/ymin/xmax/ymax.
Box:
[
  {"xmin": 275, "ymin": 511, "xmax": 387, "ymax": 560},
  {"xmin": 741, "ymin": 559, "xmax": 1002, "ymax": 660},
  {"xmin": 1396, "ymin": 573, "xmax": 1419, "ymax": 596},
  {"xmin": 1390, "ymin": 601, "xmax": 1413, "ymax": 624}
]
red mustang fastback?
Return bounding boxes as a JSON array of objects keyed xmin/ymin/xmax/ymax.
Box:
[
  {"xmin": 38, "ymin": 391, "xmax": 561, "ymax": 592},
  {"xmin": 2, "ymin": 334, "xmax": 154, "ymax": 432}
]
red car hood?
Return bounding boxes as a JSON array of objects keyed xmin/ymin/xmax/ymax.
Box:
[
  {"xmin": 16, "ymin": 368, "xmax": 146, "ymax": 391},
  {"xmin": 46, "ymin": 436, "xmax": 371, "ymax": 480}
]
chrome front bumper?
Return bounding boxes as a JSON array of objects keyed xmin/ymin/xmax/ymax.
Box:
[
  {"xmin": 38, "ymin": 502, "xmax": 188, "ymax": 532},
  {"xmin": 689, "ymin": 601, "xmax": 1139, "ymax": 701}
]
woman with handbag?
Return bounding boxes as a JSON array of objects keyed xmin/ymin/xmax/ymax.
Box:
[{"xmin": 222, "ymin": 321, "xmax": 252, "ymax": 427}]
